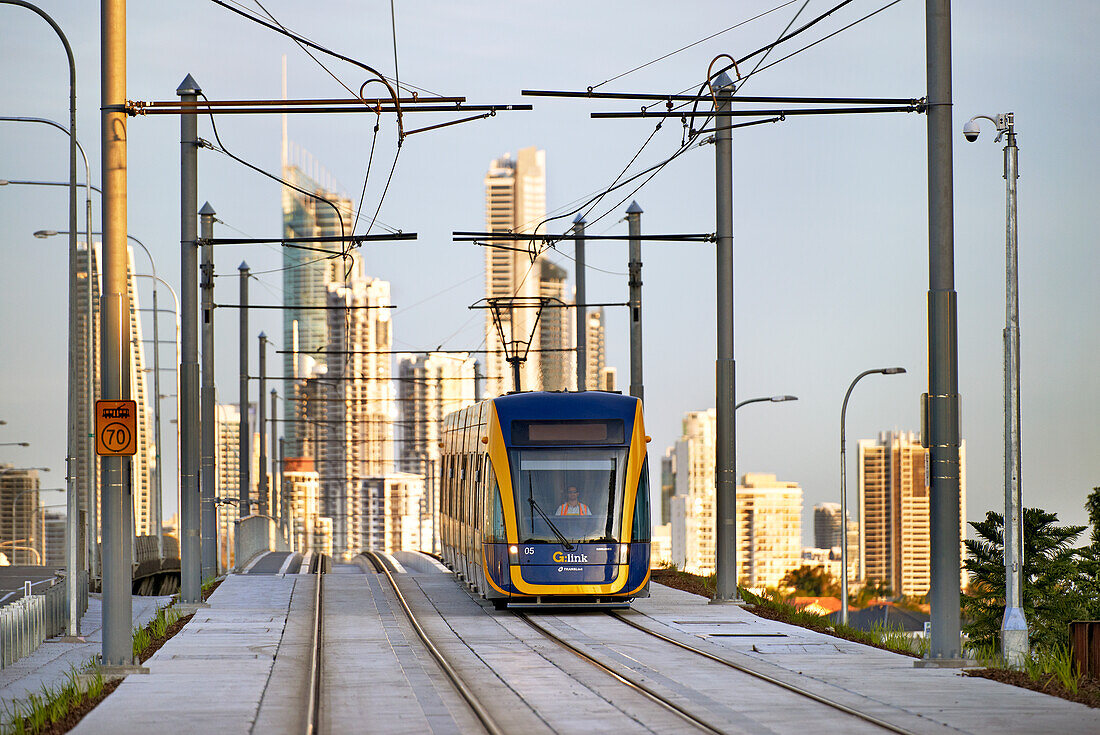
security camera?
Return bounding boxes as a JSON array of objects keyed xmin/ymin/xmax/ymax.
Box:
[{"xmin": 962, "ymin": 119, "xmax": 981, "ymax": 142}]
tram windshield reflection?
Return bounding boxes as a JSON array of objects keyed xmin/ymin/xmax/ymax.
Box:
[{"xmin": 510, "ymin": 448, "xmax": 628, "ymax": 544}]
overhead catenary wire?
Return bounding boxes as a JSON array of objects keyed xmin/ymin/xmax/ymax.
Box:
[
  {"xmin": 209, "ymin": 0, "xmax": 405, "ymax": 142},
  {"xmin": 253, "ymin": 0, "xmax": 359, "ymax": 100},
  {"xmin": 215, "ymin": 0, "xmax": 445, "ymax": 98},
  {"xmin": 588, "ymin": 0, "xmax": 800, "ymax": 90},
  {"xmin": 747, "ymin": 0, "xmax": 908, "ymax": 79}
]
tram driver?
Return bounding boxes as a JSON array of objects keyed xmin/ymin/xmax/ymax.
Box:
[{"xmin": 556, "ymin": 485, "xmax": 591, "ymax": 516}]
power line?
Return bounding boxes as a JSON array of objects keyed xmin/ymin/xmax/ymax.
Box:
[
  {"xmin": 749, "ymin": 0, "xmax": 908, "ymax": 79},
  {"xmin": 588, "ymin": 0, "xmax": 800, "ymax": 90},
  {"xmin": 215, "ymin": 303, "xmax": 396, "ymax": 310}
]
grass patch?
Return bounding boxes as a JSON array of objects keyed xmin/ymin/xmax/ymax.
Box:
[
  {"xmin": 1, "ymin": 669, "xmax": 120, "ymax": 735},
  {"xmin": 964, "ymin": 644, "xmax": 1099, "ymax": 708},
  {"xmin": 3, "ymin": 603, "xmax": 195, "ymax": 734},
  {"xmin": 651, "ymin": 567, "xmax": 923, "ymax": 657},
  {"xmin": 201, "ymin": 576, "xmax": 223, "ymax": 602}
]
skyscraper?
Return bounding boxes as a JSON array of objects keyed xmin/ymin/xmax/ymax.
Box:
[
  {"xmin": 738, "ymin": 473, "xmax": 803, "ymax": 589},
  {"xmin": 318, "ymin": 252, "xmax": 395, "ymax": 559},
  {"xmin": 584, "ymin": 308, "xmax": 607, "ymax": 392},
  {"xmin": 814, "ymin": 502, "xmax": 844, "ymax": 550},
  {"xmin": 283, "ymin": 457, "xmax": 327, "ymax": 555},
  {"xmin": 669, "ymin": 410, "xmax": 716, "ymax": 574},
  {"xmin": 75, "ymin": 244, "xmax": 156, "ymax": 544},
  {"xmin": 74, "ymin": 243, "xmax": 100, "ymax": 544},
  {"xmin": 858, "ymin": 430, "xmax": 967, "ymax": 596},
  {"xmin": 666, "ymin": 411, "xmax": 803, "ymax": 586},
  {"xmin": 483, "ymin": 148, "xmax": 573, "ymax": 395},
  {"xmin": 396, "ymin": 352, "xmax": 476, "ymax": 551},
  {"xmin": 215, "ymin": 403, "xmax": 262, "ymax": 568},
  {"xmin": 124, "ymin": 246, "xmax": 157, "ymax": 537},
  {"xmin": 281, "ymin": 150, "xmax": 353, "ymax": 458},
  {"xmin": 537, "ymin": 260, "xmax": 573, "ymax": 391},
  {"xmin": 0, "ymin": 465, "xmax": 41, "ymax": 565}
]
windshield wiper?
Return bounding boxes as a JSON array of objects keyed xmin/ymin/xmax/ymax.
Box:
[{"xmin": 528, "ymin": 478, "xmax": 574, "ymax": 550}]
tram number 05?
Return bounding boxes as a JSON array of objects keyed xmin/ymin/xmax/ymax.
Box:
[{"xmin": 523, "ymin": 547, "xmax": 535, "ymax": 556}]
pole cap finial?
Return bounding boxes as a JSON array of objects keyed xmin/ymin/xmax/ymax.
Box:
[
  {"xmin": 176, "ymin": 74, "xmax": 202, "ymax": 96},
  {"xmin": 713, "ymin": 71, "xmax": 735, "ymax": 92},
  {"xmin": 626, "ymin": 200, "xmax": 643, "ymax": 215},
  {"xmin": 572, "ymin": 213, "xmax": 586, "ymax": 225},
  {"xmin": 238, "ymin": 260, "xmax": 250, "ymax": 271},
  {"xmin": 259, "ymin": 331, "xmax": 267, "ymax": 340},
  {"xmin": 199, "ymin": 202, "xmax": 216, "ymax": 216}
]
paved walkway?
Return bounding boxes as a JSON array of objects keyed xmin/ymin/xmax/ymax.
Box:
[
  {"xmin": 631, "ymin": 584, "xmax": 1098, "ymax": 734},
  {"xmin": 0, "ymin": 593, "xmax": 172, "ymax": 716},
  {"xmin": 74, "ymin": 573, "xmax": 309, "ymax": 735},
  {"xmin": 33, "ymin": 561, "xmax": 1099, "ymax": 735}
]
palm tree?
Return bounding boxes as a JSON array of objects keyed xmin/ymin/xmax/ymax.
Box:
[{"xmin": 962, "ymin": 508, "xmax": 1086, "ymax": 650}]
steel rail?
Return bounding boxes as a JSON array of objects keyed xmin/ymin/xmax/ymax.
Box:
[
  {"xmin": 516, "ymin": 613, "xmax": 724, "ymax": 734},
  {"xmin": 363, "ymin": 551, "xmax": 505, "ymax": 735},
  {"xmin": 609, "ymin": 611, "xmax": 919, "ymax": 735},
  {"xmin": 304, "ymin": 555, "xmax": 324, "ymax": 735}
]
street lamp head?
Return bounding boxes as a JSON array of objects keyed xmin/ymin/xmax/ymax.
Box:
[
  {"xmin": 33, "ymin": 229, "xmax": 58, "ymax": 239},
  {"xmin": 770, "ymin": 395, "xmax": 798, "ymax": 402},
  {"xmin": 881, "ymin": 367, "xmax": 906, "ymax": 375}
]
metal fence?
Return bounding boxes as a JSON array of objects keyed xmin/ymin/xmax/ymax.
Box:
[{"xmin": 0, "ymin": 571, "xmax": 89, "ymax": 669}]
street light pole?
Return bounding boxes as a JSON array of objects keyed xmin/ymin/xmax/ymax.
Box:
[
  {"xmin": 258, "ymin": 333, "xmax": 268, "ymax": 517},
  {"xmin": 964, "ymin": 111, "xmax": 1027, "ymax": 666},
  {"xmin": 0, "ymin": 2, "xmax": 80, "ymax": 637},
  {"xmin": 0, "ymin": 140, "xmax": 96, "ymax": 586},
  {"xmin": 199, "ymin": 203, "xmax": 217, "ymax": 580},
  {"xmin": 839, "ymin": 367, "xmax": 906, "ymax": 626},
  {"xmin": 270, "ymin": 388, "xmax": 278, "ymax": 527},
  {"xmin": 133, "ymin": 274, "xmax": 181, "ymax": 562},
  {"xmin": 238, "ymin": 263, "xmax": 251, "ymax": 530}
]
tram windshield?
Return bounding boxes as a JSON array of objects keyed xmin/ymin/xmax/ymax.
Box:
[{"xmin": 510, "ymin": 448, "xmax": 628, "ymax": 544}]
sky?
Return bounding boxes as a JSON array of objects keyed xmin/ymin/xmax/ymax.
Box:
[{"xmin": 0, "ymin": 1, "xmax": 1097, "ymax": 547}]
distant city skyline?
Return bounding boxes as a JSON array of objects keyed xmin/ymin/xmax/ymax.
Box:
[{"xmin": 0, "ymin": 2, "xmax": 1095, "ymax": 549}]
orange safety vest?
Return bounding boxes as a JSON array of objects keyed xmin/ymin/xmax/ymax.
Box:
[{"xmin": 556, "ymin": 502, "xmax": 590, "ymax": 516}]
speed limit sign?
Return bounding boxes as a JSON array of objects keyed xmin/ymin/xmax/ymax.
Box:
[{"xmin": 96, "ymin": 400, "xmax": 138, "ymax": 456}]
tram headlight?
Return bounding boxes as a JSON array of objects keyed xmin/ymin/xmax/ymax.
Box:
[
  {"xmin": 618, "ymin": 544, "xmax": 630, "ymax": 565},
  {"xmin": 508, "ymin": 545, "xmax": 519, "ymax": 562}
]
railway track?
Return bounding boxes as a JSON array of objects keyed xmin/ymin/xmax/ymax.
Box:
[
  {"xmin": 610, "ymin": 609, "xmax": 920, "ymax": 735},
  {"xmin": 516, "ymin": 611, "xmax": 725, "ymax": 734},
  {"xmin": 362, "ymin": 550, "xmax": 506, "ymax": 735},
  {"xmin": 305, "ymin": 555, "xmax": 324, "ymax": 735},
  {"xmin": 518, "ymin": 607, "xmax": 923, "ymax": 735},
  {"xmin": 401, "ymin": 549, "xmax": 918, "ymax": 734}
]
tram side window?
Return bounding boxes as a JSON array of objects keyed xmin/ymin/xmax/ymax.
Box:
[
  {"xmin": 447, "ymin": 457, "xmax": 457, "ymax": 518},
  {"xmin": 488, "ymin": 470, "xmax": 506, "ymax": 543},
  {"xmin": 632, "ymin": 457, "xmax": 651, "ymax": 542}
]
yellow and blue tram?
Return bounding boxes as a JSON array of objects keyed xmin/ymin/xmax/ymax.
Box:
[{"xmin": 440, "ymin": 391, "xmax": 651, "ymax": 608}]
